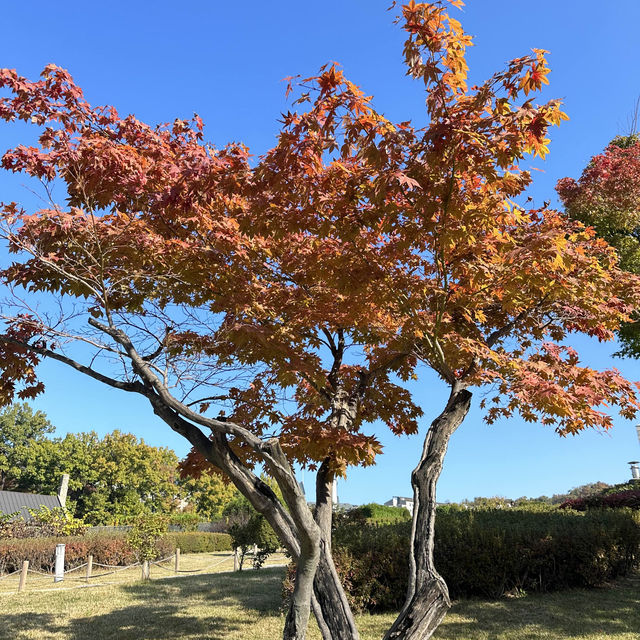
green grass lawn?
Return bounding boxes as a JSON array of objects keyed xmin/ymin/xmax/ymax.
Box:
[{"xmin": 0, "ymin": 563, "xmax": 638, "ymax": 640}]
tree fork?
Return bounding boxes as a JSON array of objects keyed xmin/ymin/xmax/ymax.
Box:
[{"xmin": 384, "ymin": 389, "xmax": 472, "ymax": 640}]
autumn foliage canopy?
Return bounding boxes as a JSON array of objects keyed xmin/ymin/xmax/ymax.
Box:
[{"xmin": 0, "ymin": 0, "xmax": 638, "ymax": 483}]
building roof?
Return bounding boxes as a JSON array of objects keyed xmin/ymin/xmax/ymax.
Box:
[
  {"xmin": 0, "ymin": 490, "xmax": 62, "ymax": 521},
  {"xmin": 384, "ymin": 496, "xmax": 414, "ymax": 504}
]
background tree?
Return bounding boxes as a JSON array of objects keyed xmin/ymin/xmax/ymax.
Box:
[
  {"xmin": 0, "ymin": 2, "xmax": 639, "ymax": 639},
  {"xmin": 178, "ymin": 467, "xmax": 241, "ymax": 522},
  {"xmin": 5, "ymin": 427, "xmax": 186, "ymax": 524},
  {"xmin": 557, "ymin": 133, "xmax": 640, "ymax": 357},
  {"xmin": 0, "ymin": 403, "xmax": 54, "ymax": 490}
]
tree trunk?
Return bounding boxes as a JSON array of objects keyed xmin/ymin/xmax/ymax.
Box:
[
  {"xmin": 263, "ymin": 439, "xmax": 322, "ymax": 640},
  {"xmin": 312, "ymin": 459, "xmax": 361, "ymax": 640},
  {"xmin": 147, "ymin": 401, "xmax": 317, "ymax": 639},
  {"xmin": 384, "ymin": 389, "xmax": 472, "ymax": 640},
  {"xmin": 284, "ymin": 537, "xmax": 320, "ymax": 640},
  {"xmin": 313, "ymin": 543, "xmax": 360, "ymax": 640}
]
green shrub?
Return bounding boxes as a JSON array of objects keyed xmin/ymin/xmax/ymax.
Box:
[
  {"xmin": 229, "ymin": 514, "xmax": 278, "ymax": 569},
  {"xmin": 0, "ymin": 507, "xmax": 87, "ymax": 539},
  {"xmin": 345, "ymin": 503, "xmax": 412, "ymax": 524},
  {"xmin": 164, "ymin": 531, "xmax": 232, "ymax": 553},
  {"xmin": 434, "ymin": 509, "xmax": 639, "ymax": 598},
  {"xmin": 291, "ymin": 508, "xmax": 640, "ymax": 613},
  {"xmin": 127, "ymin": 514, "xmax": 169, "ymax": 562}
]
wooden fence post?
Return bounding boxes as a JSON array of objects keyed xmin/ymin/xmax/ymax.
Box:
[
  {"xmin": 174, "ymin": 548, "xmax": 180, "ymax": 574},
  {"xmin": 141, "ymin": 560, "xmax": 150, "ymax": 580},
  {"xmin": 86, "ymin": 555, "xmax": 93, "ymax": 583},
  {"xmin": 18, "ymin": 560, "xmax": 28, "ymax": 592}
]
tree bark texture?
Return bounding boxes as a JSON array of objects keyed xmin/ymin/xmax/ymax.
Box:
[
  {"xmin": 384, "ymin": 389, "xmax": 472, "ymax": 640},
  {"xmin": 264, "ymin": 439, "xmax": 322, "ymax": 640},
  {"xmin": 312, "ymin": 543, "xmax": 361, "ymax": 640},
  {"xmin": 309, "ymin": 458, "xmax": 361, "ymax": 640}
]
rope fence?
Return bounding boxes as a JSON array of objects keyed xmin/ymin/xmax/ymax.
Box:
[
  {"xmin": 0, "ymin": 568, "xmax": 21, "ymax": 581},
  {"xmin": 0, "ymin": 547, "xmax": 281, "ymax": 595}
]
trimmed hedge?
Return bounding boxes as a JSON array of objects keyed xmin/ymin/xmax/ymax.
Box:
[
  {"xmin": 344, "ymin": 503, "xmax": 412, "ymax": 524},
  {"xmin": 309, "ymin": 508, "xmax": 640, "ymax": 613},
  {"xmin": 433, "ymin": 509, "xmax": 639, "ymax": 598},
  {"xmin": 165, "ymin": 531, "xmax": 231, "ymax": 553},
  {"xmin": 0, "ymin": 531, "xmax": 232, "ymax": 574},
  {"xmin": 0, "ymin": 534, "xmax": 149, "ymax": 574}
]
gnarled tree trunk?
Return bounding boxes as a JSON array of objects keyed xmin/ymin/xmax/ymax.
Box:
[
  {"xmin": 264, "ymin": 439, "xmax": 322, "ymax": 640},
  {"xmin": 384, "ymin": 388, "xmax": 472, "ymax": 640},
  {"xmin": 313, "ymin": 544, "xmax": 360, "ymax": 640},
  {"xmin": 312, "ymin": 460, "xmax": 360, "ymax": 640},
  {"xmin": 148, "ymin": 401, "xmax": 322, "ymax": 640}
]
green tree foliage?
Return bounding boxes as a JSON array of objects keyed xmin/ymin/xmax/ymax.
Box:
[
  {"xmin": 12, "ymin": 431, "xmax": 182, "ymax": 524},
  {"xmin": 126, "ymin": 514, "xmax": 169, "ymax": 562},
  {"xmin": 0, "ymin": 403, "xmax": 54, "ymax": 490},
  {"xmin": 0, "ymin": 403, "xmax": 245, "ymax": 524},
  {"xmin": 178, "ymin": 469, "xmax": 241, "ymax": 521}
]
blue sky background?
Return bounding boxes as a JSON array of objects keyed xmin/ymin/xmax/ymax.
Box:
[{"xmin": 1, "ymin": 1, "xmax": 639, "ymax": 504}]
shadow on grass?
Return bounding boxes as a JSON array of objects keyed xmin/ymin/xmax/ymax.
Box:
[
  {"xmin": 0, "ymin": 613, "xmax": 60, "ymax": 639},
  {"xmin": 0, "ymin": 567, "xmax": 286, "ymax": 640},
  {"xmin": 358, "ymin": 575, "xmax": 640, "ymax": 640}
]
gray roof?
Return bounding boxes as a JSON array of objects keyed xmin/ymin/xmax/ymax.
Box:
[{"xmin": 0, "ymin": 490, "xmax": 61, "ymax": 521}]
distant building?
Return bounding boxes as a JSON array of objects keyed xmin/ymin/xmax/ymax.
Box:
[
  {"xmin": 384, "ymin": 495, "xmax": 414, "ymax": 514},
  {"xmin": 0, "ymin": 474, "xmax": 69, "ymax": 521}
]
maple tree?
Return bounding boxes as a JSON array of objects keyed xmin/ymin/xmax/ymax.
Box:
[
  {"xmin": 557, "ymin": 134, "xmax": 640, "ymax": 357},
  {"xmin": 1, "ymin": 2, "xmax": 639, "ymax": 639}
]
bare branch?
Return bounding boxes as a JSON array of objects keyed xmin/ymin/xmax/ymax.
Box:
[{"xmin": 0, "ymin": 335, "xmax": 144, "ymax": 393}]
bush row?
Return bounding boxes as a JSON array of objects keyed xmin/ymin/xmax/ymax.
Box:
[
  {"xmin": 0, "ymin": 531, "xmax": 231, "ymax": 574},
  {"xmin": 560, "ymin": 488, "xmax": 640, "ymax": 511},
  {"xmin": 322, "ymin": 508, "xmax": 640, "ymax": 612}
]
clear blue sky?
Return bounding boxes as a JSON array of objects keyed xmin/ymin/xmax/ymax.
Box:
[{"xmin": 1, "ymin": 1, "xmax": 639, "ymax": 504}]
